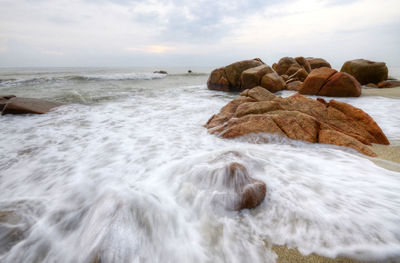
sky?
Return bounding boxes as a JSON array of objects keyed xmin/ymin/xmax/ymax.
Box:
[{"xmin": 0, "ymin": 0, "xmax": 399, "ymax": 68}]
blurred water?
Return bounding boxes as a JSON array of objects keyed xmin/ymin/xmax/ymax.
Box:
[{"xmin": 0, "ymin": 67, "xmax": 400, "ymax": 263}]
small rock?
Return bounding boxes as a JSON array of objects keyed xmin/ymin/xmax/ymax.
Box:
[
  {"xmin": 153, "ymin": 70, "xmax": 167, "ymax": 74},
  {"xmin": 378, "ymin": 80, "xmax": 400, "ymax": 88}
]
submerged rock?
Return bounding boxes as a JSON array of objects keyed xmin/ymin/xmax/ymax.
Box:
[
  {"xmin": 299, "ymin": 67, "xmax": 361, "ymax": 97},
  {"xmin": 205, "ymin": 87, "xmax": 389, "ymax": 156},
  {"xmin": 2, "ymin": 97, "xmax": 64, "ymax": 115},
  {"xmin": 0, "ymin": 95, "xmax": 16, "ymax": 111},
  {"xmin": 340, "ymin": 59, "xmax": 388, "ymax": 85},
  {"xmin": 223, "ymin": 162, "xmax": 266, "ymax": 210}
]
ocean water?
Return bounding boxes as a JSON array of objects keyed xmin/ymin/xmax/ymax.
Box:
[{"xmin": 1, "ymin": 67, "xmax": 400, "ymax": 263}]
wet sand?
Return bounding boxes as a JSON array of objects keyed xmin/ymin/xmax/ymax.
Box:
[{"xmin": 362, "ymin": 86, "xmax": 400, "ymax": 98}]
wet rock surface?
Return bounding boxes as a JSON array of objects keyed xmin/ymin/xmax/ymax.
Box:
[
  {"xmin": 1, "ymin": 97, "xmax": 64, "ymax": 115},
  {"xmin": 206, "ymin": 87, "xmax": 389, "ymax": 156}
]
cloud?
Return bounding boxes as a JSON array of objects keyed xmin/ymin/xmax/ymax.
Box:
[
  {"xmin": 125, "ymin": 45, "xmax": 175, "ymax": 53},
  {"xmin": 0, "ymin": 0, "xmax": 399, "ymax": 67}
]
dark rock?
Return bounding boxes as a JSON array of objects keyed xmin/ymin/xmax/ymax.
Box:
[
  {"xmin": 153, "ymin": 70, "xmax": 167, "ymax": 74},
  {"xmin": 340, "ymin": 59, "xmax": 388, "ymax": 85},
  {"xmin": 207, "ymin": 59, "xmax": 264, "ymax": 92},
  {"xmin": 2, "ymin": 97, "xmax": 64, "ymax": 115}
]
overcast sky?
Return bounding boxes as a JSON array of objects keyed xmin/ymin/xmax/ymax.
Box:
[{"xmin": 0, "ymin": 0, "xmax": 399, "ymax": 67}]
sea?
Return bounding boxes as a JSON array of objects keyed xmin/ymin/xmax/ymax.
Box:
[{"xmin": 1, "ymin": 67, "xmax": 400, "ymax": 263}]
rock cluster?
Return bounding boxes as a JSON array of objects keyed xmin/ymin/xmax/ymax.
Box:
[
  {"xmin": 207, "ymin": 58, "xmax": 286, "ymax": 93},
  {"xmin": 205, "ymin": 86, "xmax": 389, "ymax": 156},
  {"xmin": 1, "ymin": 95, "xmax": 63, "ymax": 115}
]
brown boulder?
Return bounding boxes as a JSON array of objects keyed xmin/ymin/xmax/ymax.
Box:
[
  {"xmin": 306, "ymin": 57, "xmax": 331, "ymax": 69},
  {"xmin": 295, "ymin": 56, "xmax": 312, "ymax": 73},
  {"xmin": 2, "ymin": 97, "xmax": 63, "ymax": 115},
  {"xmin": 378, "ymin": 80, "xmax": 400, "ymax": 88},
  {"xmin": 241, "ymin": 64, "xmax": 274, "ymax": 90},
  {"xmin": 318, "ymin": 72, "xmax": 361, "ymax": 97},
  {"xmin": 299, "ymin": 68, "xmax": 361, "ymax": 97},
  {"xmin": 288, "ymin": 68, "xmax": 308, "ymax": 82},
  {"xmin": 286, "ymin": 81, "xmax": 303, "ymax": 91},
  {"xmin": 241, "ymin": 86, "xmax": 277, "ymax": 102},
  {"xmin": 207, "ymin": 68, "xmax": 230, "ymax": 91},
  {"xmin": 340, "ymin": 59, "xmax": 388, "ymax": 85},
  {"xmin": 275, "ymin": 57, "xmax": 302, "ymax": 76},
  {"xmin": 260, "ymin": 72, "xmax": 286, "ymax": 93},
  {"xmin": 299, "ymin": 67, "xmax": 337, "ymax": 95},
  {"xmin": 205, "ymin": 87, "xmax": 389, "ymax": 156},
  {"xmin": 207, "ymin": 59, "xmax": 269, "ymax": 92}
]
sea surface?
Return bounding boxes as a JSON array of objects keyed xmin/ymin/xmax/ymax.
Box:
[{"xmin": 1, "ymin": 67, "xmax": 400, "ymax": 263}]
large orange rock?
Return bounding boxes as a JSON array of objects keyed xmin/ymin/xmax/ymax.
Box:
[
  {"xmin": 340, "ymin": 59, "xmax": 388, "ymax": 85},
  {"xmin": 318, "ymin": 72, "xmax": 361, "ymax": 97},
  {"xmin": 2, "ymin": 97, "xmax": 63, "ymax": 115},
  {"xmin": 299, "ymin": 67, "xmax": 361, "ymax": 97},
  {"xmin": 299, "ymin": 67, "xmax": 337, "ymax": 95},
  {"xmin": 207, "ymin": 59, "xmax": 264, "ymax": 92},
  {"xmin": 205, "ymin": 87, "xmax": 389, "ymax": 156},
  {"xmin": 306, "ymin": 57, "xmax": 331, "ymax": 69}
]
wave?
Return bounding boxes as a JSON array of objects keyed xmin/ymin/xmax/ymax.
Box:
[{"xmin": 0, "ymin": 72, "xmax": 167, "ymax": 87}]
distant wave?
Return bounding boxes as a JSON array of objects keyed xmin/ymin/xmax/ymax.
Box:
[{"xmin": 0, "ymin": 72, "xmax": 167, "ymax": 87}]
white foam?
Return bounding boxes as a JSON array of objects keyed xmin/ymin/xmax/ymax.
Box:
[{"xmin": 0, "ymin": 82, "xmax": 400, "ymax": 262}]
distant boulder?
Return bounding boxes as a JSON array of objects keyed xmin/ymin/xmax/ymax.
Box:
[
  {"xmin": 340, "ymin": 59, "xmax": 388, "ymax": 85},
  {"xmin": 153, "ymin": 70, "xmax": 167, "ymax": 74},
  {"xmin": 2, "ymin": 97, "xmax": 64, "ymax": 115},
  {"xmin": 207, "ymin": 58, "xmax": 265, "ymax": 92},
  {"xmin": 299, "ymin": 67, "xmax": 361, "ymax": 97},
  {"xmin": 306, "ymin": 57, "xmax": 332, "ymax": 69}
]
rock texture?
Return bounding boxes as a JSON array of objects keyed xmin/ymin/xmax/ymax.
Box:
[
  {"xmin": 299, "ymin": 67, "xmax": 361, "ymax": 97},
  {"xmin": 2, "ymin": 97, "xmax": 63, "ymax": 115},
  {"xmin": 207, "ymin": 58, "xmax": 265, "ymax": 92},
  {"xmin": 340, "ymin": 59, "xmax": 388, "ymax": 85},
  {"xmin": 306, "ymin": 57, "xmax": 332, "ymax": 69},
  {"xmin": 205, "ymin": 87, "xmax": 389, "ymax": 156}
]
